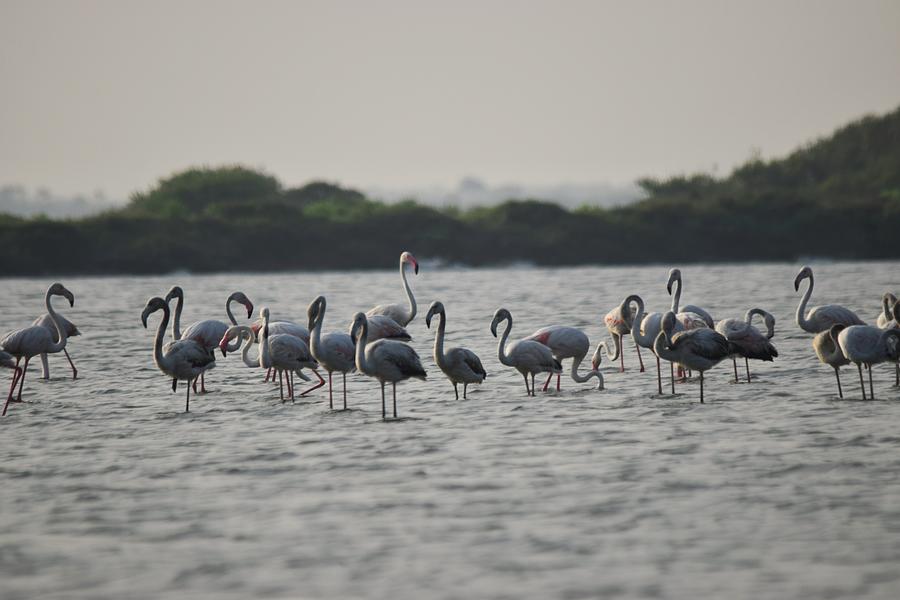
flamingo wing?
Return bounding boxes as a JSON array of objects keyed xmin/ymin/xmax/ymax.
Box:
[
  {"xmin": 183, "ymin": 320, "xmax": 229, "ymax": 350},
  {"xmin": 672, "ymin": 329, "xmax": 731, "ymax": 361},
  {"xmin": 809, "ymin": 305, "xmax": 866, "ymax": 329},
  {"xmin": 0, "ymin": 326, "xmax": 53, "ymax": 356}
]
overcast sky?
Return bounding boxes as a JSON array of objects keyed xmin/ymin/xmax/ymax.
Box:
[{"xmin": 1, "ymin": 0, "xmax": 899, "ymax": 200}]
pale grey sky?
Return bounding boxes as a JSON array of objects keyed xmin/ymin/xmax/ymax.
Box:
[{"xmin": 1, "ymin": 0, "xmax": 899, "ymax": 201}]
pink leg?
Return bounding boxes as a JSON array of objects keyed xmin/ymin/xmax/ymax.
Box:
[
  {"xmin": 3, "ymin": 361, "xmax": 22, "ymax": 416},
  {"xmin": 542, "ymin": 372, "xmax": 553, "ymax": 392},
  {"xmin": 64, "ymin": 349, "xmax": 77, "ymax": 380},
  {"xmin": 264, "ymin": 367, "xmax": 272, "ymax": 383},
  {"xmin": 200, "ymin": 371, "xmax": 207, "ymax": 394},
  {"xmin": 16, "ymin": 357, "xmax": 30, "ymax": 402},
  {"xmin": 635, "ymin": 342, "xmax": 645, "ymax": 373},
  {"xmin": 299, "ymin": 370, "xmax": 326, "ymax": 396}
]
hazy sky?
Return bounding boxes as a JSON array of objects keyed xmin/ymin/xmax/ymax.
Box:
[{"xmin": 2, "ymin": 0, "xmax": 899, "ymax": 199}]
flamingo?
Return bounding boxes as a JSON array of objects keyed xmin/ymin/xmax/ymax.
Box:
[
  {"xmin": 715, "ymin": 308, "xmax": 778, "ymax": 383},
  {"xmin": 794, "ymin": 266, "xmax": 865, "ymax": 333},
  {"xmin": 425, "ymin": 301, "xmax": 487, "ymax": 399},
  {"xmin": 350, "ymin": 312, "xmax": 426, "ymax": 420},
  {"xmin": 667, "ymin": 268, "xmax": 715, "ymax": 328},
  {"xmin": 219, "ymin": 325, "xmax": 260, "ymax": 369},
  {"xmin": 603, "ymin": 302, "xmax": 643, "ymax": 372},
  {"xmin": 1, "ymin": 283, "xmax": 75, "ymax": 416},
  {"xmin": 307, "ymin": 296, "xmax": 356, "ymax": 410},
  {"xmin": 813, "ymin": 324, "xmax": 850, "ymax": 398},
  {"xmin": 249, "ymin": 316, "xmax": 327, "ymax": 394},
  {"xmin": 361, "ymin": 315, "xmax": 412, "ymax": 342},
  {"xmin": 490, "ymin": 308, "xmax": 561, "ymax": 397},
  {"xmin": 220, "ymin": 324, "xmax": 314, "ymax": 401},
  {"xmin": 876, "ymin": 293, "xmax": 898, "ymax": 329},
  {"xmin": 140, "ymin": 297, "xmax": 215, "ymax": 413},
  {"xmin": 258, "ymin": 307, "xmax": 318, "ymax": 402},
  {"xmin": 653, "ymin": 311, "xmax": 731, "ymax": 403},
  {"xmin": 524, "ymin": 325, "xmax": 604, "ymax": 392},
  {"xmin": 837, "ymin": 323, "xmax": 900, "ymax": 400},
  {"xmin": 31, "ymin": 313, "xmax": 79, "ymax": 380},
  {"xmin": 165, "ymin": 286, "xmax": 254, "ymax": 393},
  {"xmin": 366, "ymin": 251, "xmax": 419, "ymax": 326}
]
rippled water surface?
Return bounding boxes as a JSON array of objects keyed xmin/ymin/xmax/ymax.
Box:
[{"xmin": 2, "ymin": 261, "xmax": 900, "ymax": 599}]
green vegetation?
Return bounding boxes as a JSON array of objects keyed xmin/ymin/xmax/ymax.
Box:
[{"xmin": 2, "ymin": 106, "xmax": 899, "ymax": 276}]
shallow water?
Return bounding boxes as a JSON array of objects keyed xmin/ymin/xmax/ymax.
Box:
[{"xmin": 2, "ymin": 261, "xmax": 900, "ymax": 599}]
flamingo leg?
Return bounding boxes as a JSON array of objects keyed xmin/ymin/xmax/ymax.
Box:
[
  {"xmin": 3, "ymin": 360, "xmax": 22, "ymax": 416},
  {"xmin": 264, "ymin": 367, "xmax": 272, "ymax": 383},
  {"xmin": 670, "ymin": 361, "xmax": 675, "ymax": 395},
  {"xmin": 342, "ymin": 372, "xmax": 347, "ymax": 410},
  {"xmin": 619, "ymin": 335, "xmax": 625, "ymax": 373},
  {"xmin": 530, "ymin": 373, "xmax": 536, "ymax": 397},
  {"xmin": 453, "ymin": 382, "xmax": 459, "ymax": 400},
  {"xmin": 463, "ymin": 383, "xmax": 468, "ymax": 399},
  {"xmin": 699, "ymin": 371, "xmax": 704, "ymax": 404},
  {"xmin": 523, "ymin": 373, "xmax": 530, "ymax": 395},
  {"xmin": 288, "ymin": 371, "xmax": 294, "ymax": 401},
  {"xmin": 895, "ymin": 363, "xmax": 899, "ymax": 387},
  {"xmin": 279, "ymin": 371, "xmax": 284, "ymax": 401},
  {"xmin": 16, "ymin": 357, "xmax": 30, "ymax": 402},
  {"xmin": 834, "ymin": 367, "xmax": 843, "ymax": 398},
  {"xmin": 381, "ymin": 381, "xmax": 386, "ymax": 420},
  {"xmin": 64, "ymin": 349, "xmax": 77, "ymax": 380},
  {"xmin": 556, "ymin": 373, "xmax": 561, "ymax": 391},
  {"xmin": 328, "ymin": 372, "xmax": 334, "ymax": 409},
  {"xmin": 868, "ymin": 364, "xmax": 874, "ymax": 400},
  {"xmin": 299, "ymin": 370, "xmax": 326, "ymax": 397},
  {"xmin": 732, "ymin": 358, "xmax": 738, "ymax": 383},
  {"xmin": 635, "ymin": 341, "xmax": 645, "ymax": 372},
  {"xmin": 656, "ymin": 354, "xmax": 662, "ymax": 395},
  {"xmin": 192, "ymin": 378, "xmax": 198, "ymax": 394},
  {"xmin": 392, "ymin": 382, "xmax": 398, "ymax": 418},
  {"xmin": 745, "ymin": 358, "xmax": 751, "ymax": 383},
  {"xmin": 857, "ymin": 363, "xmax": 867, "ymax": 400},
  {"xmin": 542, "ymin": 372, "xmax": 552, "ymax": 392},
  {"xmin": 39, "ymin": 353, "xmax": 49, "ymax": 380},
  {"xmin": 185, "ymin": 378, "xmax": 191, "ymax": 412},
  {"xmin": 201, "ymin": 372, "xmax": 208, "ymax": 394}
]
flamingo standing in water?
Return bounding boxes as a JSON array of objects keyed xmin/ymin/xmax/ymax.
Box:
[
  {"xmin": 715, "ymin": 308, "xmax": 778, "ymax": 383},
  {"xmin": 813, "ymin": 324, "xmax": 850, "ymax": 398},
  {"xmin": 258, "ymin": 308, "xmax": 318, "ymax": 402},
  {"xmin": 654, "ymin": 311, "xmax": 731, "ymax": 403},
  {"xmin": 604, "ymin": 302, "xmax": 643, "ymax": 372},
  {"xmin": 31, "ymin": 313, "xmax": 79, "ymax": 380},
  {"xmin": 165, "ymin": 286, "xmax": 254, "ymax": 393},
  {"xmin": 425, "ymin": 301, "xmax": 487, "ymax": 399},
  {"xmin": 490, "ymin": 308, "xmax": 561, "ymax": 396},
  {"xmin": 350, "ymin": 312, "xmax": 426, "ymax": 420},
  {"xmin": 525, "ymin": 325, "xmax": 604, "ymax": 392},
  {"xmin": 2, "ymin": 283, "xmax": 75, "ymax": 416},
  {"xmin": 307, "ymin": 296, "xmax": 356, "ymax": 410},
  {"xmin": 141, "ymin": 297, "xmax": 215, "ymax": 413},
  {"xmin": 794, "ymin": 266, "xmax": 865, "ymax": 333},
  {"xmin": 837, "ymin": 322, "xmax": 900, "ymax": 400},
  {"xmin": 219, "ymin": 323, "xmax": 314, "ymax": 401},
  {"xmin": 367, "ymin": 251, "xmax": 419, "ymax": 326},
  {"xmin": 667, "ymin": 268, "xmax": 715, "ymax": 328}
]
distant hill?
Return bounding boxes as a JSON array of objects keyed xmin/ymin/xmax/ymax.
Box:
[{"xmin": 1, "ymin": 105, "xmax": 898, "ymax": 276}]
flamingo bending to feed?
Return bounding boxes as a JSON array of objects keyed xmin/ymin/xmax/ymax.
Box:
[
  {"xmin": 794, "ymin": 266, "xmax": 865, "ymax": 333},
  {"xmin": 653, "ymin": 311, "xmax": 732, "ymax": 403},
  {"xmin": 604, "ymin": 302, "xmax": 643, "ymax": 372},
  {"xmin": 31, "ymin": 313, "xmax": 79, "ymax": 380},
  {"xmin": 813, "ymin": 324, "xmax": 850, "ymax": 398},
  {"xmin": 307, "ymin": 296, "xmax": 356, "ymax": 410},
  {"xmin": 366, "ymin": 251, "xmax": 419, "ymax": 326},
  {"xmin": 2, "ymin": 283, "xmax": 75, "ymax": 416},
  {"xmin": 490, "ymin": 308, "xmax": 561, "ymax": 397},
  {"xmin": 165, "ymin": 286, "xmax": 254, "ymax": 393},
  {"xmin": 837, "ymin": 321, "xmax": 900, "ymax": 400},
  {"xmin": 258, "ymin": 308, "xmax": 317, "ymax": 402},
  {"xmin": 715, "ymin": 308, "xmax": 778, "ymax": 383},
  {"xmin": 876, "ymin": 293, "xmax": 898, "ymax": 329},
  {"xmin": 350, "ymin": 312, "xmax": 426, "ymax": 420},
  {"xmin": 525, "ymin": 325, "xmax": 604, "ymax": 392},
  {"xmin": 141, "ymin": 297, "xmax": 215, "ymax": 413},
  {"xmin": 425, "ymin": 301, "xmax": 487, "ymax": 399}
]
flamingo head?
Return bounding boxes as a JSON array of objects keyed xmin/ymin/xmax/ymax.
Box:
[
  {"xmin": 827, "ymin": 323, "xmax": 845, "ymax": 344},
  {"xmin": 591, "ymin": 344, "xmax": 603, "ymax": 371},
  {"xmin": 230, "ymin": 291, "xmax": 254, "ymax": 319},
  {"xmin": 141, "ymin": 297, "xmax": 167, "ymax": 328},
  {"xmin": 164, "ymin": 285, "xmax": 183, "ymax": 303},
  {"xmin": 401, "ymin": 251, "xmax": 419, "ymax": 275},
  {"xmin": 349, "ymin": 312, "xmax": 367, "ymax": 345},
  {"xmin": 219, "ymin": 326, "xmax": 238, "ymax": 357},
  {"xmin": 48, "ymin": 282, "xmax": 75, "ymax": 307},
  {"xmin": 425, "ymin": 301, "xmax": 444, "ymax": 329},
  {"xmin": 666, "ymin": 269, "xmax": 681, "ymax": 295},
  {"xmin": 661, "ymin": 311, "xmax": 677, "ymax": 336},
  {"xmin": 490, "ymin": 308, "xmax": 511, "ymax": 338},
  {"xmin": 307, "ymin": 296, "xmax": 325, "ymax": 330},
  {"xmin": 793, "ymin": 266, "xmax": 812, "ymax": 292},
  {"xmin": 763, "ymin": 313, "xmax": 776, "ymax": 338}
]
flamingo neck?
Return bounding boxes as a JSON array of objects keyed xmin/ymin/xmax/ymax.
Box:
[
  {"xmin": 670, "ymin": 276, "xmax": 682, "ymax": 313},
  {"xmin": 44, "ymin": 290, "xmax": 69, "ymax": 354},
  {"xmin": 237, "ymin": 327, "xmax": 259, "ymax": 368},
  {"xmin": 570, "ymin": 354, "xmax": 601, "ymax": 386},
  {"xmin": 153, "ymin": 304, "xmax": 171, "ymax": 371},
  {"xmin": 629, "ymin": 296, "xmax": 651, "ymax": 347},
  {"xmin": 400, "ymin": 260, "xmax": 416, "ymax": 324},
  {"xmin": 653, "ymin": 329, "xmax": 676, "ymax": 363},
  {"xmin": 225, "ymin": 295, "xmax": 239, "ymax": 326},
  {"xmin": 496, "ymin": 316, "xmax": 513, "ymax": 366},
  {"xmin": 310, "ymin": 304, "xmax": 324, "ymax": 360},
  {"xmin": 796, "ymin": 275, "xmax": 814, "ymax": 332},
  {"xmin": 259, "ymin": 313, "xmax": 271, "ymax": 369},
  {"xmin": 354, "ymin": 321, "xmax": 370, "ymax": 374},
  {"xmin": 171, "ymin": 293, "xmax": 183, "ymax": 340},
  {"xmin": 432, "ymin": 310, "xmax": 447, "ymax": 368}
]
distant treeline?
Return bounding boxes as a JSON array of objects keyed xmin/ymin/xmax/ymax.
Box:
[{"xmin": 2, "ymin": 105, "xmax": 899, "ymax": 276}]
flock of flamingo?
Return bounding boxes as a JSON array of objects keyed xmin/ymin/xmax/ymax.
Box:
[{"xmin": 2, "ymin": 252, "xmax": 899, "ymax": 418}]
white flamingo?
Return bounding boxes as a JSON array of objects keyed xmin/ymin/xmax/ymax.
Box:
[
  {"xmin": 603, "ymin": 302, "xmax": 643, "ymax": 372},
  {"xmin": 715, "ymin": 308, "xmax": 778, "ymax": 383},
  {"xmin": 165, "ymin": 286, "xmax": 254, "ymax": 393},
  {"xmin": 140, "ymin": 297, "xmax": 215, "ymax": 413},
  {"xmin": 307, "ymin": 296, "xmax": 356, "ymax": 410},
  {"xmin": 876, "ymin": 292, "xmax": 898, "ymax": 329},
  {"xmin": 366, "ymin": 251, "xmax": 419, "ymax": 326},
  {"xmin": 813, "ymin": 324, "xmax": 850, "ymax": 399},
  {"xmin": 837, "ymin": 323, "xmax": 900, "ymax": 400},
  {"xmin": 794, "ymin": 266, "xmax": 865, "ymax": 333},
  {"xmin": 653, "ymin": 311, "xmax": 731, "ymax": 403},
  {"xmin": 525, "ymin": 325, "xmax": 604, "ymax": 392},
  {"xmin": 425, "ymin": 301, "xmax": 487, "ymax": 400},
  {"xmin": 490, "ymin": 308, "xmax": 561, "ymax": 397},
  {"xmin": 350, "ymin": 312, "xmax": 426, "ymax": 420},
  {"xmin": 258, "ymin": 307, "xmax": 317, "ymax": 402},
  {"xmin": 1, "ymin": 283, "xmax": 74, "ymax": 416},
  {"xmin": 31, "ymin": 313, "xmax": 79, "ymax": 380}
]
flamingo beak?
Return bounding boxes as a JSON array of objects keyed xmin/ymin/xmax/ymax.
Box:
[
  {"xmin": 219, "ymin": 341, "xmax": 228, "ymax": 357},
  {"xmin": 245, "ymin": 302, "xmax": 254, "ymax": 319},
  {"xmin": 414, "ymin": 260, "xmax": 419, "ymax": 275}
]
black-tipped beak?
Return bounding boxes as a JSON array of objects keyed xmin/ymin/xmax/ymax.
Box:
[
  {"xmin": 414, "ymin": 263, "xmax": 419, "ymax": 275},
  {"xmin": 220, "ymin": 347, "xmax": 227, "ymax": 358},
  {"xmin": 246, "ymin": 303, "xmax": 254, "ymax": 319},
  {"xmin": 666, "ymin": 282, "xmax": 673, "ymax": 294}
]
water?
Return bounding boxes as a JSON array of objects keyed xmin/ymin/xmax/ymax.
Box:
[{"xmin": 2, "ymin": 261, "xmax": 900, "ymax": 599}]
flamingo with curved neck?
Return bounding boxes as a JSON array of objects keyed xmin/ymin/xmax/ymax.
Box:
[
  {"xmin": 653, "ymin": 311, "xmax": 731, "ymax": 403},
  {"xmin": 490, "ymin": 308, "xmax": 561, "ymax": 396},
  {"xmin": 794, "ymin": 266, "xmax": 865, "ymax": 333},
  {"xmin": 525, "ymin": 325, "xmax": 604, "ymax": 391},
  {"xmin": 2, "ymin": 283, "xmax": 74, "ymax": 415},
  {"xmin": 307, "ymin": 296, "xmax": 356, "ymax": 410},
  {"xmin": 366, "ymin": 251, "xmax": 419, "ymax": 326},
  {"xmin": 426, "ymin": 301, "xmax": 487, "ymax": 399},
  {"xmin": 715, "ymin": 308, "xmax": 778, "ymax": 383}
]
